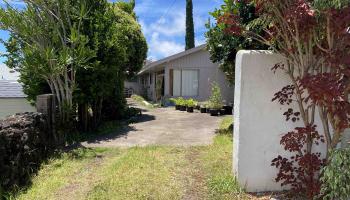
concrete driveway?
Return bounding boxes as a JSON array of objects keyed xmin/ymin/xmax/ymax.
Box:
[{"xmin": 82, "ymin": 99, "xmax": 224, "ymax": 147}]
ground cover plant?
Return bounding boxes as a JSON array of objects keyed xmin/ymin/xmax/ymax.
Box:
[
  {"xmin": 320, "ymin": 147, "xmax": 350, "ymax": 200},
  {"xmin": 220, "ymin": 0, "xmax": 350, "ymax": 198}
]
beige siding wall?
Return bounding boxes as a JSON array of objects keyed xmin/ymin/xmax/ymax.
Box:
[
  {"xmin": 164, "ymin": 50, "xmax": 234, "ymax": 103},
  {"xmin": 0, "ymin": 98, "xmax": 35, "ymax": 119}
]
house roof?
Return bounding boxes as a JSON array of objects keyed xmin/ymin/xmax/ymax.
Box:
[
  {"xmin": 138, "ymin": 44, "xmax": 207, "ymax": 75},
  {"xmin": 0, "ymin": 80, "xmax": 27, "ymax": 98}
]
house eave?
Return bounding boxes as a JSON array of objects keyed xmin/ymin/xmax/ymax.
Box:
[{"xmin": 138, "ymin": 44, "xmax": 207, "ymax": 75}]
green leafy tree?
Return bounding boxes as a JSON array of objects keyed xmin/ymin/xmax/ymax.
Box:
[
  {"xmin": 185, "ymin": 0, "xmax": 195, "ymax": 50},
  {"xmin": 0, "ymin": 0, "xmax": 95, "ymax": 129},
  {"xmin": 0, "ymin": 0, "xmax": 147, "ymax": 132},
  {"xmin": 69, "ymin": 0, "xmax": 147, "ymax": 130},
  {"xmin": 205, "ymin": 0, "xmax": 266, "ymax": 84}
]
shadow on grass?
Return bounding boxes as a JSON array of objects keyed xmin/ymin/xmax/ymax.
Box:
[
  {"xmin": 3, "ymin": 145, "xmax": 102, "ymax": 199},
  {"xmin": 215, "ymin": 123, "xmax": 233, "ymax": 136}
]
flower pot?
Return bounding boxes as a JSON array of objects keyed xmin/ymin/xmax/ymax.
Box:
[
  {"xmin": 175, "ymin": 105, "xmax": 180, "ymax": 110},
  {"xmin": 180, "ymin": 105, "xmax": 187, "ymax": 111},
  {"xmin": 219, "ymin": 109, "xmax": 226, "ymax": 116},
  {"xmin": 209, "ymin": 109, "xmax": 219, "ymax": 116},
  {"xmin": 187, "ymin": 107, "xmax": 194, "ymax": 113},
  {"xmin": 223, "ymin": 105, "xmax": 233, "ymax": 115},
  {"xmin": 200, "ymin": 107, "xmax": 207, "ymax": 113}
]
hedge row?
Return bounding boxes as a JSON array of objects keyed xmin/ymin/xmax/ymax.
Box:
[{"xmin": 0, "ymin": 112, "xmax": 53, "ymax": 191}]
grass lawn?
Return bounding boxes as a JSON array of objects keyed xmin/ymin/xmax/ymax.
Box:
[{"xmin": 8, "ymin": 116, "xmax": 256, "ymax": 200}]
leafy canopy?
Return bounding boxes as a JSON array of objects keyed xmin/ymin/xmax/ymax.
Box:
[{"xmin": 205, "ymin": 0, "xmax": 266, "ymax": 84}]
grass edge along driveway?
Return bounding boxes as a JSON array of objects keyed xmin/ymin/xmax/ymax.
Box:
[{"xmin": 9, "ymin": 116, "xmax": 251, "ymax": 200}]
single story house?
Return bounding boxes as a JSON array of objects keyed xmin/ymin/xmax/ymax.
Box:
[
  {"xmin": 136, "ymin": 44, "xmax": 234, "ymax": 103},
  {"xmin": 0, "ymin": 80, "xmax": 35, "ymax": 119}
]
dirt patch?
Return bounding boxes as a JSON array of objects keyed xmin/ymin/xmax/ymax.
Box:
[
  {"xmin": 182, "ymin": 148, "xmax": 208, "ymax": 200},
  {"xmin": 54, "ymin": 154, "xmax": 108, "ymax": 200}
]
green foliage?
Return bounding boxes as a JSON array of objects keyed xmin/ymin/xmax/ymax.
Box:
[
  {"xmin": 0, "ymin": 0, "xmax": 96, "ymax": 125},
  {"xmin": 75, "ymin": 0, "xmax": 147, "ymax": 129},
  {"xmin": 185, "ymin": 98, "xmax": 197, "ymax": 107},
  {"xmin": 185, "ymin": 0, "xmax": 195, "ymax": 50},
  {"xmin": 1, "ymin": 0, "xmax": 147, "ymax": 130},
  {"xmin": 313, "ymin": 0, "xmax": 350, "ymax": 9},
  {"xmin": 170, "ymin": 97, "xmax": 186, "ymax": 106},
  {"xmin": 208, "ymin": 82, "xmax": 223, "ymax": 109},
  {"xmin": 320, "ymin": 148, "xmax": 350, "ymax": 200},
  {"xmin": 176, "ymin": 97, "xmax": 186, "ymax": 106},
  {"xmin": 205, "ymin": 0, "xmax": 267, "ymax": 84}
]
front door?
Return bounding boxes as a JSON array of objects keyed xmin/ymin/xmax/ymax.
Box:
[{"xmin": 156, "ymin": 73, "xmax": 164, "ymax": 101}]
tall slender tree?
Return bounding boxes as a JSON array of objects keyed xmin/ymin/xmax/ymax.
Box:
[{"xmin": 185, "ymin": 0, "xmax": 195, "ymax": 50}]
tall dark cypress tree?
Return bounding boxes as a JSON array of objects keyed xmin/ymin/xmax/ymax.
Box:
[{"xmin": 185, "ymin": 0, "xmax": 195, "ymax": 50}]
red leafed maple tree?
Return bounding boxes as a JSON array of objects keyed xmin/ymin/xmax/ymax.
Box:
[{"xmin": 221, "ymin": 0, "xmax": 350, "ymax": 198}]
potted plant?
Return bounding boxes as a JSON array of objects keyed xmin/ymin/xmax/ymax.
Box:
[
  {"xmin": 170, "ymin": 98, "xmax": 180, "ymax": 110},
  {"xmin": 199, "ymin": 102, "xmax": 208, "ymax": 113},
  {"xmin": 185, "ymin": 98, "xmax": 197, "ymax": 113},
  {"xmin": 219, "ymin": 108, "xmax": 226, "ymax": 116},
  {"xmin": 223, "ymin": 105, "xmax": 233, "ymax": 115},
  {"xmin": 178, "ymin": 98, "xmax": 187, "ymax": 111},
  {"xmin": 208, "ymin": 82, "xmax": 223, "ymax": 116}
]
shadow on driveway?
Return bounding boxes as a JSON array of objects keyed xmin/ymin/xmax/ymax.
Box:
[{"xmin": 81, "ymin": 99, "xmax": 224, "ymax": 148}]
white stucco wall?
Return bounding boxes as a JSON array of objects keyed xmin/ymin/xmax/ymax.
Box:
[
  {"xmin": 0, "ymin": 98, "xmax": 35, "ymax": 119},
  {"xmin": 233, "ymin": 50, "xmax": 326, "ymax": 192}
]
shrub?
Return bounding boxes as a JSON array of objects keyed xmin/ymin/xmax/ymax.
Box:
[
  {"xmin": 185, "ymin": 98, "xmax": 197, "ymax": 108},
  {"xmin": 208, "ymin": 82, "xmax": 223, "ymax": 109},
  {"xmin": 320, "ymin": 148, "xmax": 350, "ymax": 200},
  {"xmin": 170, "ymin": 97, "xmax": 186, "ymax": 106},
  {"xmin": 0, "ymin": 113, "xmax": 52, "ymax": 191}
]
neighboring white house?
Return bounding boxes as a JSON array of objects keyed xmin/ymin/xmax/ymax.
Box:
[
  {"xmin": 0, "ymin": 80, "xmax": 35, "ymax": 119},
  {"xmin": 135, "ymin": 44, "xmax": 234, "ymax": 103}
]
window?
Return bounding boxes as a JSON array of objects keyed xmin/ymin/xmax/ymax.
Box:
[{"xmin": 172, "ymin": 69, "xmax": 199, "ymax": 97}]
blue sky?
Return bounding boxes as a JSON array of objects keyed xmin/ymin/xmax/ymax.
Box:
[
  {"xmin": 133, "ymin": 0, "xmax": 223, "ymax": 60},
  {"xmin": 0, "ymin": 0, "xmax": 223, "ymax": 79}
]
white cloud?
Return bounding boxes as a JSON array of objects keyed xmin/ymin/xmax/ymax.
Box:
[
  {"xmin": 135, "ymin": 0, "xmax": 161, "ymax": 15},
  {"xmin": 135, "ymin": 0, "xmax": 222, "ymax": 60},
  {"xmin": 143, "ymin": 12, "xmax": 186, "ymax": 37},
  {"xmin": 0, "ymin": 63, "xmax": 19, "ymax": 80},
  {"xmin": 148, "ymin": 32, "xmax": 184, "ymax": 60},
  {"xmin": 142, "ymin": 12, "xmax": 207, "ymax": 37}
]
